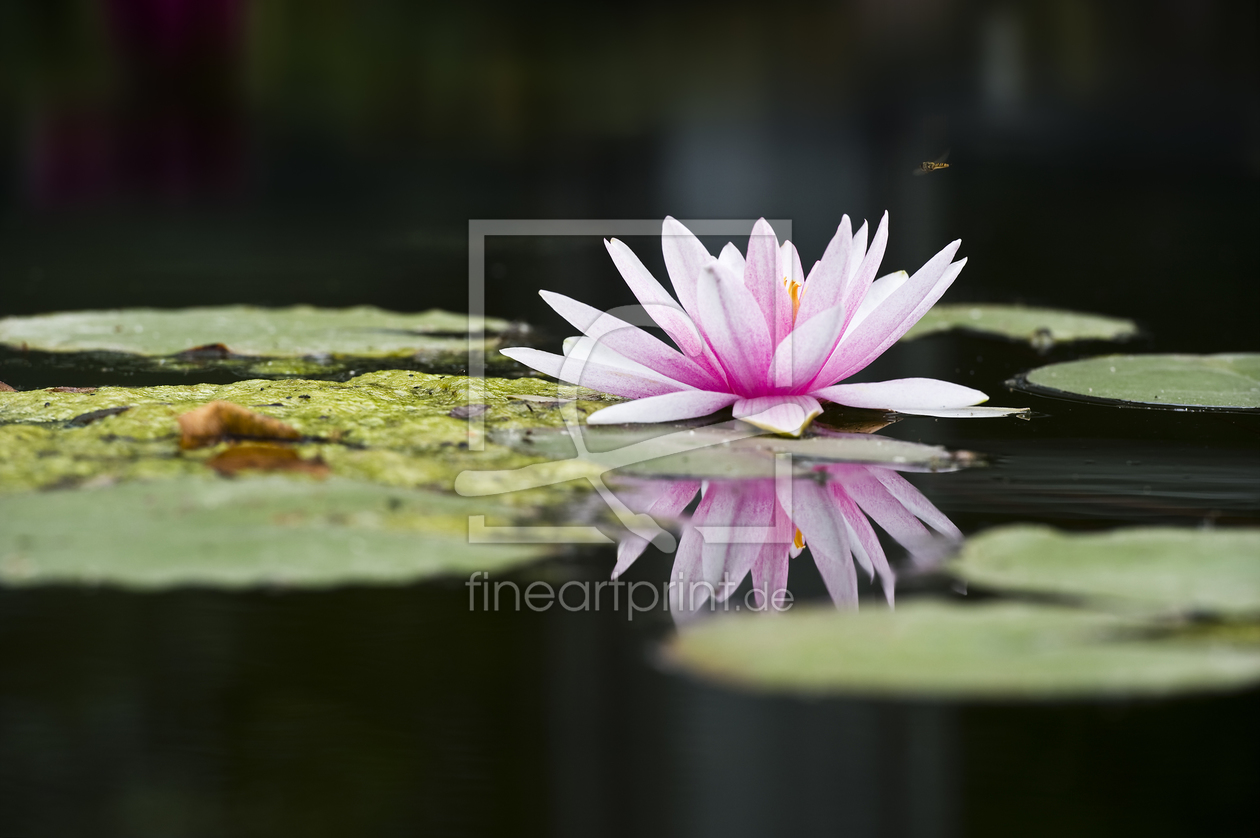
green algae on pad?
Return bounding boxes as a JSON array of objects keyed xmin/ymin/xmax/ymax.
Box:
[
  {"xmin": 0, "ymin": 371, "xmax": 615, "ymax": 494},
  {"xmin": 951, "ymin": 525, "xmax": 1260, "ymax": 617},
  {"xmin": 664, "ymin": 602, "xmax": 1260, "ymax": 699},
  {"xmin": 0, "ymin": 306, "xmax": 526, "ymax": 377},
  {"xmin": 1018, "ymin": 353, "xmax": 1260, "ymax": 410},
  {"xmin": 901, "ymin": 304, "xmax": 1138, "ymax": 347},
  {"xmin": 0, "ymin": 476, "xmax": 554, "ymax": 589}
]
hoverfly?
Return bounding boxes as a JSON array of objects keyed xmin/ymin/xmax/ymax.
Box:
[{"xmin": 913, "ymin": 150, "xmax": 951, "ymax": 175}]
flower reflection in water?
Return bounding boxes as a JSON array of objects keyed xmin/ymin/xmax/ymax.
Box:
[{"xmin": 612, "ymin": 465, "xmax": 961, "ymax": 620}]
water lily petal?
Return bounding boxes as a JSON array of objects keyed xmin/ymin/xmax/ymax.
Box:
[
  {"xmin": 585, "ymin": 389, "xmax": 739, "ymax": 424},
  {"xmin": 662, "ymin": 216, "xmax": 713, "ymax": 319},
  {"xmin": 832, "ymin": 481, "xmax": 895, "ymax": 602},
  {"xmin": 827, "ymin": 250, "xmax": 966, "ymax": 381},
  {"xmin": 604, "ymin": 237, "xmax": 705, "ymax": 358},
  {"xmin": 774, "ymin": 240, "xmax": 805, "ymax": 344},
  {"xmin": 871, "ymin": 469, "xmax": 962, "ymax": 540},
  {"xmin": 845, "ymin": 211, "xmax": 890, "ymax": 317},
  {"xmin": 771, "ymin": 304, "xmax": 846, "ymax": 389},
  {"xmin": 792, "ymin": 480, "xmax": 859, "ymax": 608},
  {"xmin": 814, "ymin": 377, "xmax": 987, "ymax": 411},
  {"xmin": 796, "ymin": 215, "xmax": 852, "ymax": 323},
  {"xmin": 717, "ymin": 242, "xmax": 746, "ymax": 275},
  {"xmin": 846, "ymin": 270, "xmax": 908, "ymax": 332},
  {"xmin": 612, "ymin": 480, "xmax": 701, "ymax": 578},
  {"xmin": 696, "ymin": 260, "xmax": 774, "ymax": 392},
  {"xmin": 743, "ymin": 218, "xmax": 783, "ymax": 337},
  {"xmin": 750, "ymin": 545, "xmax": 790, "ymax": 611},
  {"xmin": 540, "ymin": 290, "xmax": 720, "ymax": 389},
  {"xmin": 733, "ymin": 395, "xmax": 823, "ymax": 437},
  {"xmin": 842, "ymin": 469, "xmax": 937, "ymax": 557},
  {"xmin": 670, "ymin": 522, "xmax": 707, "ymax": 614},
  {"xmin": 499, "ymin": 346, "xmax": 686, "ymax": 399}
]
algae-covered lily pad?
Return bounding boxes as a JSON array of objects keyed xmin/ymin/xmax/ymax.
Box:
[
  {"xmin": 0, "ymin": 306, "xmax": 527, "ymax": 378},
  {"xmin": 1016, "ymin": 353, "xmax": 1260, "ymax": 410},
  {"xmin": 0, "ymin": 476, "xmax": 551, "ymax": 589},
  {"xmin": 951, "ymin": 525, "xmax": 1260, "ymax": 617},
  {"xmin": 0, "ymin": 370, "xmax": 616, "ymax": 494},
  {"xmin": 489, "ymin": 424, "xmax": 973, "ymax": 481},
  {"xmin": 901, "ymin": 304, "xmax": 1138, "ymax": 348},
  {"xmin": 664, "ymin": 601, "xmax": 1260, "ymax": 699}
]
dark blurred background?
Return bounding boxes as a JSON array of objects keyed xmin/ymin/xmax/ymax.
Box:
[{"xmin": 1, "ymin": 0, "xmax": 1257, "ymax": 350}]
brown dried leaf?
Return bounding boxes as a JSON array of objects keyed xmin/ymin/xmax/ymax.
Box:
[
  {"xmin": 175, "ymin": 343, "xmax": 235, "ymax": 360},
  {"xmin": 178, "ymin": 401, "xmax": 301, "ymax": 450},
  {"xmin": 0, "ymin": 381, "xmax": 14, "ymax": 392},
  {"xmin": 205, "ymin": 444, "xmax": 330, "ymax": 478}
]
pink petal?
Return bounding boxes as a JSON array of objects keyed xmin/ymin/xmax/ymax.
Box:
[
  {"xmin": 539, "ymin": 290, "xmax": 720, "ymax": 389},
  {"xmin": 612, "ymin": 480, "xmax": 701, "ymax": 578},
  {"xmin": 604, "ymin": 237, "xmax": 705, "ymax": 358},
  {"xmin": 717, "ymin": 242, "xmax": 745, "ymax": 276},
  {"xmin": 703, "ymin": 486, "xmax": 774, "ymax": 601},
  {"xmin": 841, "ymin": 469, "xmax": 936, "ymax": 556},
  {"xmin": 742, "ymin": 218, "xmax": 783, "ymax": 337},
  {"xmin": 670, "ymin": 522, "xmax": 708, "ymax": 614},
  {"xmin": 499, "ymin": 346, "xmax": 687, "ymax": 399},
  {"xmin": 661, "ymin": 216, "xmax": 712, "ymax": 320},
  {"xmin": 585, "ymin": 389, "xmax": 739, "ymax": 425},
  {"xmin": 792, "ymin": 480, "xmax": 858, "ymax": 608},
  {"xmin": 847, "ymin": 270, "xmax": 908, "ymax": 332},
  {"xmin": 813, "ymin": 377, "xmax": 987, "ymax": 410},
  {"xmin": 796, "ymin": 215, "xmax": 852, "ymax": 324},
  {"xmin": 695, "ymin": 260, "xmax": 773, "ymax": 394},
  {"xmin": 773, "ymin": 240, "xmax": 805, "ymax": 344},
  {"xmin": 843, "ymin": 211, "xmax": 890, "ymax": 325},
  {"xmin": 771, "ymin": 304, "xmax": 846, "ymax": 390},
  {"xmin": 825, "ymin": 249, "xmax": 966, "ymax": 382},
  {"xmin": 872, "ymin": 470, "xmax": 962, "ymax": 540},
  {"xmin": 733, "ymin": 395, "xmax": 823, "ymax": 437},
  {"xmin": 832, "ymin": 483, "xmax": 895, "ymax": 603},
  {"xmin": 750, "ymin": 545, "xmax": 790, "ymax": 610}
]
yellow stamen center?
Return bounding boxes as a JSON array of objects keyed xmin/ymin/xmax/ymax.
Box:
[
  {"xmin": 782, "ymin": 277, "xmax": 803, "ymax": 322},
  {"xmin": 793, "ymin": 527, "xmax": 805, "ymax": 550}
]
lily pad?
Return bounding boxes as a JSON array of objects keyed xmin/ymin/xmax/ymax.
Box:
[
  {"xmin": 951, "ymin": 525, "xmax": 1260, "ymax": 617},
  {"xmin": 0, "ymin": 371, "xmax": 616, "ymax": 495},
  {"xmin": 901, "ymin": 304, "xmax": 1138, "ymax": 348},
  {"xmin": 1016, "ymin": 354, "xmax": 1260, "ymax": 410},
  {"xmin": 0, "ymin": 476, "xmax": 550, "ymax": 589},
  {"xmin": 0, "ymin": 306, "xmax": 527, "ymax": 379},
  {"xmin": 664, "ymin": 601, "xmax": 1260, "ymax": 699},
  {"xmin": 489, "ymin": 424, "xmax": 974, "ymax": 482}
]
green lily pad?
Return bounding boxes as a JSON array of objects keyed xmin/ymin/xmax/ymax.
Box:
[
  {"xmin": 1017, "ymin": 354, "xmax": 1260, "ymax": 410},
  {"xmin": 901, "ymin": 304, "xmax": 1138, "ymax": 348},
  {"xmin": 0, "ymin": 371, "xmax": 617, "ymax": 495},
  {"xmin": 0, "ymin": 476, "xmax": 551, "ymax": 589},
  {"xmin": 489, "ymin": 424, "xmax": 974, "ymax": 482},
  {"xmin": 951, "ymin": 525, "xmax": 1260, "ymax": 617},
  {"xmin": 664, "ymin": 601, "xmax": 1260, "ymax": 699},
  {"xmin": 0, "ymin": 306, "xmax": 526, "ymax": 378}
]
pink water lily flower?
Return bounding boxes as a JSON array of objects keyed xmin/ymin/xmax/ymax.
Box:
[{"xmin": 501, "ymin": 215, "xmax": 990, "ymax": 436}]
